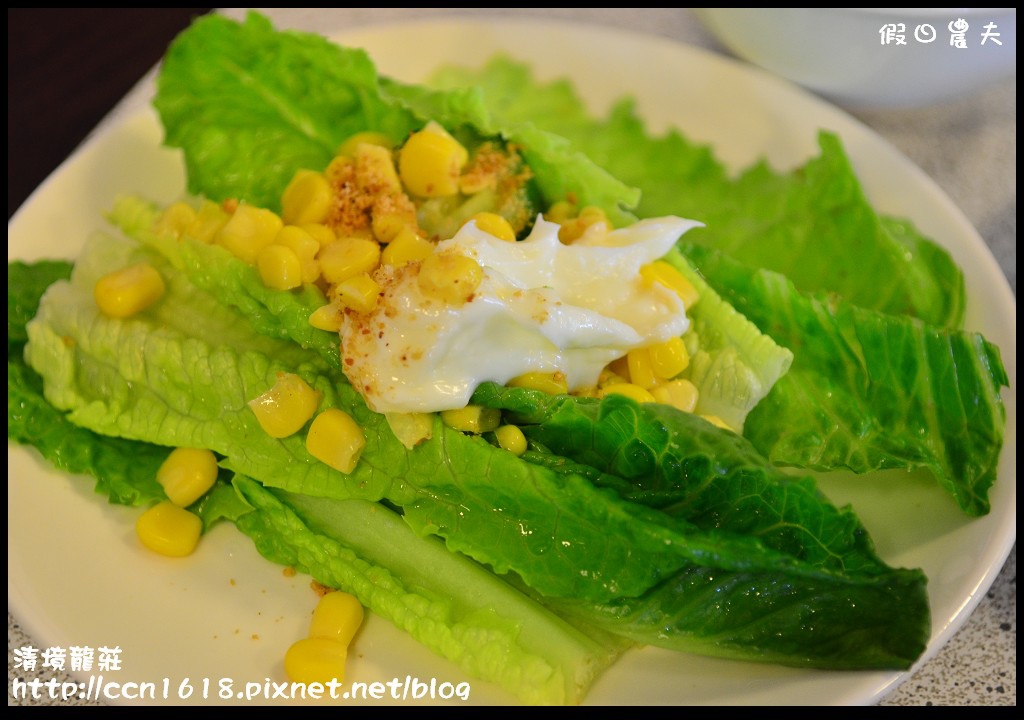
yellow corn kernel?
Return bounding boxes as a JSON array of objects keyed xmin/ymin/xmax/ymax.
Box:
[
  {"xmin": 371, "ymin": 213, "xmax": 408, "ymax": 245},
  {"xmin": 649, "ymin": 336, "xmax": 690, "ymax": 379},
  {"xmin": 281, "ymin": 169, "xmax": 332, "ymax": 226},
  {"xmin": 651, "ymin": 379, "xmax": 700, "ymax": 413},
  {"xmin": 308, "ymin": 302, "xmax": 343, "ymax": 333},
  {"xmin": 324, "ymin": 155, "xmax": 354, "ymax": 184},
  {"xmin": 190, "ymin": 200, "xmax": 230, "ymax": 243},
  {"xmin": 337, "ymin": 130, "xmax": 393, "ymax": 158},
  {"xmin": 599, "ymin": 383, "xmax": 656, "ymax": 404},
  {"xmin": 385, "ymin": 412, "xmax": 434, "ymax": 449},
  {"xmin": 417, "ymin": 252, "xmax": 483, "ymax": 306},
  {"xmin": 248, "ymin": 372, "xmax": 321, "ymax": 439},
  {"xmin": 467, "ymin": 212, "xmax": 516, "ymax": 242},
  {"xmin": 301, "ymin": 223, "xmax": 337, "ymax": 248},
  {"xmin": 256, "ymin": 244, "xmax": 303, "ymax": 291},
  {"xmin": 274, "ymin": 225, "xmax": 322, "ymax": 284},
  {"xmin": 355, "ymin": 142, "xmax": 402, "ymax": 195},
  {"xmin": 341, "ymin": 226, "xmax": 376, "ymax": 242},
  {"xmin": 154, "ymin": 201, "xmax": 199, "ymax": 238},
  {"xmin": 701, "ymin": 414, "xmax": 734, "ymax": 432},
  {"xmin": 333, "ymin": 273, "xmax": 380, "ymax": 314},
  {"xmin": 558, "ymin": 221, "xmax": 583, "ymax": 244},
  {"xmin": 494, "ymin": 424, "xmax": 528, "ymax": 456},
  {"xmin": 309, "ymin": 591, "xmax": 365, "ymax": 645},
  {"xmin": 558, "ymin": 205, "xmax": 609, "ymax": 243},
  {"xmin": 545, "ymin": 200, "xmax": 577, "ymax": 224},
  {"xmin": 457, "ymin": 171, "xmax": 494, "ymax": 195},
  {"xmin": 605, "ymin": 357, "xmax": 632, "ymax": 385},
  {"xmin": 640, "ymin": 261, "xmax": 700, "ymax": 309},
  {"xmin": 318, "ymin": 237, "xmax": 381, "ymax": 284},
  {"xmin": 135, "ymin": 501, "xmax": 202, "ymax": 558},
  {"xmin": 306, "ymin": 408, "xmax": 366, "ymax": 474},
  {"xmin": 94, "ymin": 262, "xmax": 166, "ymax": 319},
  {"xmin": 441, "ymin": 405, "xmax": 501, "ymax": 434},
  {"xmin": 626, "ymin": 348, "xmax": 658, "ymax": 390},
  {"xmin": 284, "ymin": 637, "xmax": 349, "ymax": 685},
  {"xmin": 579, "ymin": 205, "xmax": 608, "ymax": 224},
  {"xmin": 399, "ymin": 121, "xmax": 469, "ymax": 197},
  {"xmin": 381, "ymin": 227, "xmax": 434, "ymax": 267},
  {"xmin": 157, "ymin": 448, "xmax": 218, "ymax": 507},
  {"xmin": 371, "ymin": 194, "xmax": 418, "ymax": 244},
  {"xmin": 215, "ymin": 203, "xmax": 283, "ymax": 264},
  {"xmin": 506, "ymin": 371, "xmax": 569, "ymax": 396}
]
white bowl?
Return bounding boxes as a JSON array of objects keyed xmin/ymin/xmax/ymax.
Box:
[{"xmin": 693, "ymin": 8, "xmax": 1017, "ymax": 108}]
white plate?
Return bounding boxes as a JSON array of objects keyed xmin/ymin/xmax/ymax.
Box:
[{"xmin": 8, "ymin": 18, "xmax": 1016, "ymax": 706}]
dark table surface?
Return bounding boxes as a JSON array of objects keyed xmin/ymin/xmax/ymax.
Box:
[{"xmin": 7, "ymin": 8, "xmax": 214, "ymax": 220}]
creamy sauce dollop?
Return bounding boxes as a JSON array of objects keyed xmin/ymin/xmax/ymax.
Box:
[{"xmin": 341, "ymin": 215, "xmax": 702, "ymax": 414}]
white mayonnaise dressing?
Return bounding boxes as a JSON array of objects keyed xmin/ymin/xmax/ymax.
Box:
[{"xmin": 341, "ymin": 215, "xmax": 702, "ymax": 413}]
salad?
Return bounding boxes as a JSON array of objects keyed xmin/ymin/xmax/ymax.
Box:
[{"xmin": 7, "ymin": 12, "xmax": 1010, "ymax": 706}]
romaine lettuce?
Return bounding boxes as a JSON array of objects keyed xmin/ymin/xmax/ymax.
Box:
[
  {"xmin": 680, "ymin": 243, "xmax": 1008, "ymax": 516},
  {"xmin": 154, "ymin": 11, "xmax": 640, "ymax": 228},
  {"xmin": 9, "ymin": 260, "xmax": 166, "ymax": 506},
  {"xmin": 153, "ymin": 12, "xmax": 417, "ymax": 213},
  {"xmin": 233, "ymin": 476, "xmax": 626, "ymax": 704}
]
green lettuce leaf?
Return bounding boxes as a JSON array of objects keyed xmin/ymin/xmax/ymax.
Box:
[
  {"xmin": 659, "ymin": 248, "xmax": 792, "ymax": 431},
  {"xmin": 548, "ymin": 560, "xmax": 929, "ymax": 670},
  {"xmin": 470, "ymin": 384, "xmax": 929, "ymax": 669},
  {"xmin": 8, "ymin": 260, "xmax": 167, "ymax": 506},
  {"xmin": 681, "ymin": 242, "xmax": 1007, "ymax": 516},
  {"xmin": 21, "ymin": 231, "xmax": 368, "ymax": 497},
  {"xmin": 474, "ymin": 385, "xmax": 885, "ymax": 572},
  {"xmin": 9, "ymin": 261, "xmax": 254, "ymax": 523},
  {"xmin": 107, "ymin": 195, "xmax": 342, "ymax": 367},
  {"xmin": 232, "ymin": 475, "xmax": 625, "ymax": 705},
  {"xmin": 154, "ymin": 12, "xmax": 639, "ymax": 226},
  {"xmin": 8, "ymin": 352, "xmax": 167, "ymax": 507},
  {"xmin": 9, "ymin": 260, "xmax": 72, "ymax": 354},
  {"xmin": 153, "ymin": 11, "xmax": 419, "ymax": 211}
]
